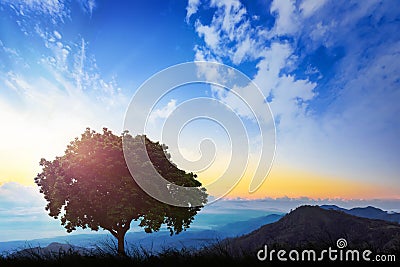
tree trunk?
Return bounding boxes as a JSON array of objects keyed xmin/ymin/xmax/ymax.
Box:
[
  {"xmin": 117, "ymin": 232, "xmax": 126, "ymax": 256},
  {"xmin": 104, "ymin": 222, "xmax": 131, "ymax": 256}
]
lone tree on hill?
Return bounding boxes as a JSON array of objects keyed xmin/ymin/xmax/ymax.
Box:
[{"xmin": 34, "ymin": 128, "xmax": 207, "ymax": 255}]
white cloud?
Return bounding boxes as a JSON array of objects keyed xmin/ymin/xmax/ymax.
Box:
[
  {"xmin": 75, "ymin": 38, "xmax": 86, "ymax": 91},
  {"xmin": 193, "ymin": 0, "xmax": 256, "ymax": 65},
  {"xmin": 195, "ymin": 33, "xmax": 316, "ymax": 132},
  {"xmin": 186, "ymin": 0, "xmax": 201, "ymax": 23},
  {"xmin": 148, "ymin": 99, "xmax": 177, "ymax": 123},
  {"xmin": 53, "ymin": 30, "xmax": 62, "ymax": 40},
  {"xmin": 309, "ymin": 21, "xmax": 337, "ymax": 48},
  {"xmin": 299, "ymin": 0, "xmax": 328, "ymax": 18},
  {"xmin": 0, "ymin": 182, "xmax": 44, "ymax": 207},
  {"xmin": 1, "ymin": 0, "xmax": 98, "ymax": 25},
  {"xmin": 211, "ymin": 0, "xmax": 246, "ymax": 41},
  {"xmin": 195, "ymin": 21, "xmax": 220, "ymax": 50},
  {"xmin": 77, "ymin": 0, "xmax": 96, "ymax": 16},
  {"xmin": 194, "ymin": 45, "xmax": 220, "ymax": 63},
  {"xmin": 270, "ymin": 0, "xmax": 299, "ymax": 36},
  {"xmin": 86, "ymin": 0, "xmax": 96, "ymax": 14},
  {"xmin": 2, "ymin": 0, "xmax": 68, "ymax": 22},
  {"xmin": 231, "ymin": 35, "xmax": 253, "ymax": 64}
]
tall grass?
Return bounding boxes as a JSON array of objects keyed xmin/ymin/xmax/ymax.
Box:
[
  {"xmin": 0, "ymin": 238, "xmax": 264, "ymax": 267},
  {"xmin": 0, "ymin": 238, "xmax": 398, "ymax": 267}
]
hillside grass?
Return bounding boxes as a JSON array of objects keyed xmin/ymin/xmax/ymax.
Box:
[
  {"xmin": 0, "ymin": 240, "xmax": 398, "ymax": 267},
  {"xmin": 0, "ymin": 245, "xmax": 264, "ymax": 267}
]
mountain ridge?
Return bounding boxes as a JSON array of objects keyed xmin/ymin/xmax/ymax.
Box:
[
  {"xmin": 320, "ymin": 205, "xmax": 400, "ymax": 223},
  {"xmin": 223, "ymin": 205, "xmax": 400, "ymax": 256}
]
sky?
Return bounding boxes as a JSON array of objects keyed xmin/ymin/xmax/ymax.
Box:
[{"xmin": 0, "ymin": 0, "xmax": 399, "ymax": 240}]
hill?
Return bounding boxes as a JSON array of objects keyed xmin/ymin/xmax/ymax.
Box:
[{"xmin": 223, "ymin": 205, "xmax": 400, "ymax": 256}]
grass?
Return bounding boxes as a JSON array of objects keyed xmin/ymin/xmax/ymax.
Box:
[
  {"xmin": 0, "ymin": 244, "xmax": 263, "ymax": 267},
  {"xmin": 0, "ymin": 239, "xmax": 398, "ymax": 267}
]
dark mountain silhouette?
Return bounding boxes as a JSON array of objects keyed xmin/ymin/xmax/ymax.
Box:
[
  {"xmin": 321, "ymin": 205, "xmax": 400, "ymax": 223},
  {"xmin": 223, "ymin": 206, "xmax": 400, "ymax": 256},
  {"xmin": 319, "ymin": 204, "xmax": 348, "ymax": 212}
]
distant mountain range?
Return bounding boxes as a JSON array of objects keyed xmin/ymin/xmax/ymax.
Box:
[
  {"xmin": 223, "ymin": 206, "xmax": 400, "ymax": 256},
  {"xmin": 216, "ymin": 214, "xmax": 283, "ymax": 237},
  {"xmin": 10, "ymin": 242, "xmax": 89, "ymax": 258},
  {"xmin": 0, "ymin": 213, "xmax": 283, "ymax": 255},
  {"xmin": 320, "ymin": 205, "xmax": 400, "ymax": 223},
  {"xmin": 3, "ymin": 205, "xmax": 400, "ymax": 258}
]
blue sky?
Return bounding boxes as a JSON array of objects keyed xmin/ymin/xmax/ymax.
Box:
[{"xmin": 0, "ymin": 0, "xmax": 399, "ymax": 241}]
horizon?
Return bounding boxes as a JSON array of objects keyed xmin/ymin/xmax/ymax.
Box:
[
  {"xmin": 1, "ymin": 180, "xmax": 400, "ymax": 242},
  {"xmin": 1, "ymin": 196, "xmax": 400, "ymax": 243}
]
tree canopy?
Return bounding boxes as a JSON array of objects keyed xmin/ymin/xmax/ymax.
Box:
[{"xmin": 34, "ymin": 128, "xmax": 207, "ymax": 254}]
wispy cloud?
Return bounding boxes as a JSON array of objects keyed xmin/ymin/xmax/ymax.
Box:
[
  {"xmin": 148, "ymin": 99, "xmax": 178, "ymax": 123},
  {"xmin": 270, "ymin": 0, "xmax": 299, "ymax": 36},
  {"xmin": 192, "ymin": 0, "xmax": 255, "ymax": 64},
  {"xmin": 77, "ymin": 0, "xmax": 96, "ymax": 16},
  {"xmin": 1, "ymin": 0, "xmax": 68, "ymax": 22},
  {"xmin": 0, "ymin": 0, "xmax": 127, "ymax": 184},
  {"xmin": 0, "ymin": 182, "xmax": 43, "ymax": 207},
  {"xmin": 186, "ymin": 0, "xmax": 200, "ymax": 23},
  {"xmin": 299, "ymin": 0, "xmax": 328, "ymax": 18},
  {"xmin": 1, "ymin": 0, "xmax": 98, "ymax": 20}
]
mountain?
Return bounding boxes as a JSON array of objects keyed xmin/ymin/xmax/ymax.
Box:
[
  {"xmin": 321, "ymin": 205, "xmax": 400, "ymax": 223},
  {"xmin": 223, "ymin": 206, "xmax": 400, "ymax": 256},
  {"xmin": 216, "ymin": 214, "xmax": 283, "ymax": 236},
  {"xmin": 10, "ymin": 242, "xmax": 89, "ymax": 258},
  {"xmin": 0, "ymin": 234, "xmax": 106, "ymax": 255},
  {"xmin": 319, "ymin": 204, "xmax": 348, "ymax": 212}
]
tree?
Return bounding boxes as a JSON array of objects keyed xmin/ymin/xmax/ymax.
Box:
[{"xmin": 34, "ymin": 128, "xmax": 207, "ymax": 255}]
